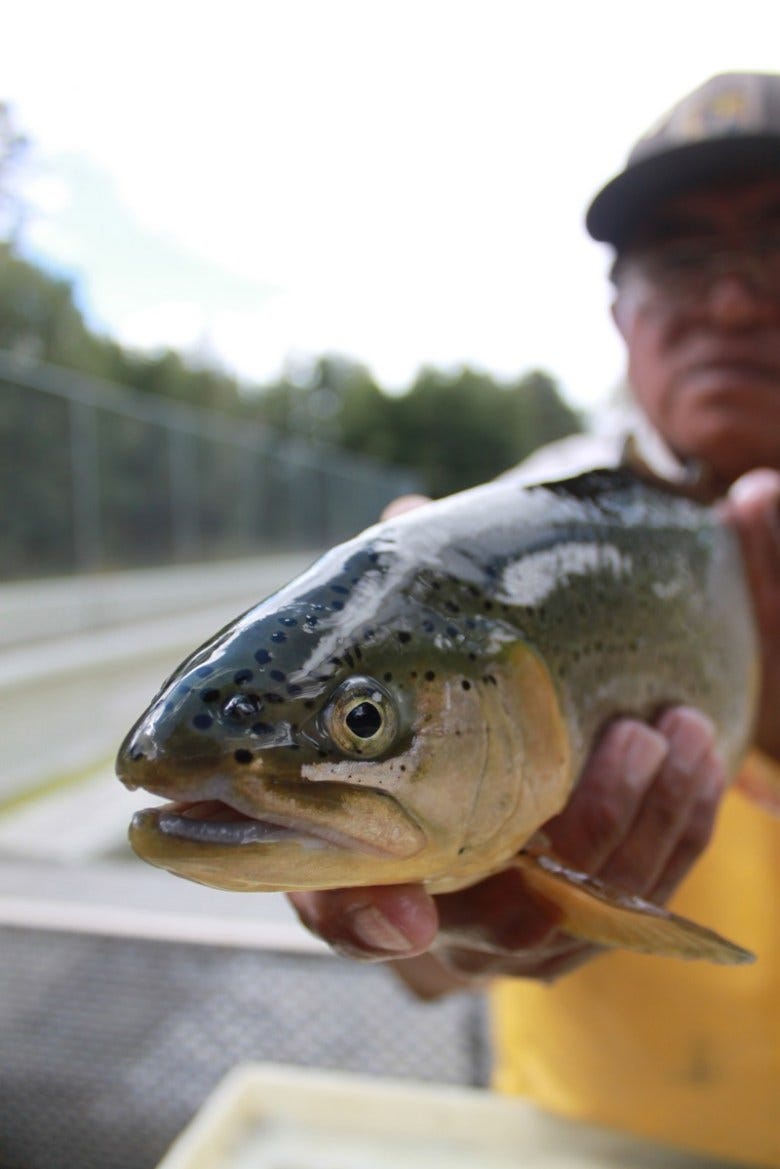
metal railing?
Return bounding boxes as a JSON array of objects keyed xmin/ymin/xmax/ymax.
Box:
[{"xmin": 0, "ymin": 350, "xmax": 420, "ymax": 579}]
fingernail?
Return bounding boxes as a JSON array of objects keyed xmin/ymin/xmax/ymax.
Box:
[
  {"xmin": 622, "ymin": 725, "xmax": 669, "ymax": 786},
  {"xmin": 728, "ymin": 469, "xmax": 780, "ymax": 505},
  {"xmin": 347, "ymin": 904, "xmax": 415, "ymax": 954},
  {"xmin": 661, "ymin": 710, "xmax": 714, "ymax": 776}
]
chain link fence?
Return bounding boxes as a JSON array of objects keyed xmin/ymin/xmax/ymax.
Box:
[
  {"xmin": 0, "ymin": 925, "xmax": 491, "ymax": 1169},
  {"xmin": 0, "ymin": 351, "xmax": 420, "ymax": 580}
]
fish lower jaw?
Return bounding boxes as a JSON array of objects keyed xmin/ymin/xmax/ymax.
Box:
[{"xmin": 133, "ymin": 800, "xmax": 402, "ymax": 857}]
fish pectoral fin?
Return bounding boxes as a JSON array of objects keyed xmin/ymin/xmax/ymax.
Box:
[{"xmin": 511, "ymin": 853, "xmax": 755, "ymax": 966}]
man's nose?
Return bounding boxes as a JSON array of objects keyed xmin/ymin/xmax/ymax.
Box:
[{"xmin": 705, "ymin": 270, "xmax": 774, "ymax": 327}]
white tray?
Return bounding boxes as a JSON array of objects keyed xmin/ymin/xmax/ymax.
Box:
[{"xmin": 156, "ymin": 1063, "xmax": 743, "ymax": 1169}]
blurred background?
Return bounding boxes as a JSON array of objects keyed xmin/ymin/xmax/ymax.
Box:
[{"xmin": 0, "ymin": 2, "xmax": 776, "ymax": 1166}]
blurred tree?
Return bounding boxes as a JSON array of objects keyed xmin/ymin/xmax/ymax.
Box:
[
  {"xmin": 252, "ymin": 358, "xmax": 582, "ymax": 497},
  {"xmin": 0, "ymin": 244, "xmax": 96, "ymax": 366},
  {"xmin": 0, "ymin": 102, "xmax": 28, "ymax": 242},
  {"xmin": 94, "ymin": 343, "xmax": 242, "ymax": 411}
]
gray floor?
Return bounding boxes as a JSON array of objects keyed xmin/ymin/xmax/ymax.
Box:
[{"xmin": 0, "ymin": 925, "xmax": 491, "ymax": 1169}]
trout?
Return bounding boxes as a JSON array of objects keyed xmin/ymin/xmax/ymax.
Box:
[{"xmin": 117, "ymin": 468, "xmax": 759, "ymax": 964}]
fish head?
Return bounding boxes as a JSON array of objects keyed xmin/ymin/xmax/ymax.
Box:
[{"xmin": 118, "ymin": 555, "xmax": 573, "ymax": 893}]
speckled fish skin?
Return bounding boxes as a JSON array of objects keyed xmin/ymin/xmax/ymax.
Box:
[{"xmin": 117, "ymin": 468, "xmax": 758, "ymax": 897}]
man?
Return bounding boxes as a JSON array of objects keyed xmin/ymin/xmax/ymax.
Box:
[{"xmin": 290, "ymin": 73, "xmax": 780, "ymax": 1166}]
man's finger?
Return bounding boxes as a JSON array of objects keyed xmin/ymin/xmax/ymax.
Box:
[{"xmin": 288, "ymin": 885, "xmax": 438, "ymax": 961}]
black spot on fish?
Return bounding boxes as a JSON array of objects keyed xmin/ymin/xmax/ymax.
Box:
[
  {"xmin": 234, "ymin": 749, "xmax": 253, "ymax": 764},
  {"xmin": 331, "ymin": 584, "xmax": 349, "ymax": 595},
  {"xmin": 255, "ymin": 649, "xmax": 272, "ymax": 664},
  {"xmin": 329, "ymin": 656, "xmax": 343, "ymax": 667},
  {"xmin": 398, "ymin": 632, "xmax": 411, "ymax": 644},
  {"xmin": 353, "ymin": 645, "xmax": 362, "ymax": 660},
  {"xmin": 252, "ymin": 722, "xmax": 274, "ymax": 735},
  {"xmin": 201, "ymin": 688, "xmax": 220, "ymax": 703},
  {"xmin": 280, "ymin": 616, "xmax": 298, "ymax": 627},
  {"xmin": 446, "ymin": 626, "xmax": 459, "ymax": 639},
  {"xmin": 383, "ymin": 672, "xmax": 393, "ymax": 682},
  {"xmin": 264, "ymin": 692, "xmax": 284, "ymax": 704},
  {"xmin": 363, "ymin": 628, "xmax": 375, "ymax": 640},
  {"xmin": 234, "ymin": 669, "xmax": 253, "ymax": 684},
  {"xmin": 271, "ymin": 631, "xmax": 287, "ymax": 644},
  {"xmin": 445, "ymin": 601, "xmax": 460, "ymax": 614},
  {"xmin": 270, "ymin": 670, "xmax": 286, "ymax": 683},
  {"xmin": 425, "ymin": 670, "xmax": 435, "ymax": 681},
  {"xmin": 461, "ymin": 679, "xmax": 472, "ymax": 690},
  {"xmin": 304, "ymin": 615, "xmax": 319, "ymax": 626},
  {"xmin": 304, "ymin": 700, "xmax": 315, "ymax": 710},
  {"xmin": 287, "ymin": 684, "xmax": 302, "ymax": 696},
  {"xmin": 331, "ymin": 600, "xmax": 344, "ymax": 611},
  {"xmin": 422, "ymin": 620, "xmax": 435, "ymax": 633},
  {"xmin": 343, "ymin": 650, "xmax": 354, "ymax": 668},
  {"xmin": 483, "ymin": 601, "xmax": 494, "ymax": 611},
  {"xmin": 193, "ymin": 713, "xmax": 213, "ymax": 730}
]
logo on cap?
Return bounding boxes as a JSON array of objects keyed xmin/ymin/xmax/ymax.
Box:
[{"xmin": 651, "ymin": 75, "xmax": 762, "ymax": 147}]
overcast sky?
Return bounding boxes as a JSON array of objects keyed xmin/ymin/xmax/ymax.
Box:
[{"xmin": 2, "ymin": 1, "xmax": 778, "ymax": 412}]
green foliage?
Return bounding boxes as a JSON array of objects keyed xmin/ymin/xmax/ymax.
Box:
[
  {"xmin": 0, "ymin": 244, "xmax": 243, "ymax": 412},
  {"xmin": 250, "ymin": 357, "xmax": 583, "ymax": 497},
  {"xmin": 94, "ymin": 342, "xmax": 242, "ymax": 411},
  {"xmin": 0, "ymin": 244, "xmax": 581, "ymax": 505},
  {"xmin": 0, "ymin": 243, "xmax": 97, "ymax": 366}
]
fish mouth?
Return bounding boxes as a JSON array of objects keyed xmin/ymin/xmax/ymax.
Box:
[
  {"xmin": 149, "ymin": 801, "xmax": 318, "ymax": 848},
  {"xmin": 131, "ymin": 792, "xmax": 425, "ymax": 858}
]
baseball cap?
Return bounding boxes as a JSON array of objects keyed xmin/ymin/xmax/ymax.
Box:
[{"xmin": 586, "ymin": 72, "xmax": 780, "ymax": 248}]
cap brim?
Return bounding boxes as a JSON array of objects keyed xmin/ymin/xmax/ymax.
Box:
[{"xmin": 586, "ymin": 136, "xmax": 780, "ymax": 247}]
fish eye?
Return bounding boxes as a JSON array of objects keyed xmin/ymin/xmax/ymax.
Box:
[{"xmin": 321, "ymin": 677, "xmax": 398, "ymax": 758}]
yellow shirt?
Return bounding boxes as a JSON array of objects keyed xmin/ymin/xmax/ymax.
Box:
[{"xmin": 491, "ymin": 786, "xmax": 780, "ymax": 1167}]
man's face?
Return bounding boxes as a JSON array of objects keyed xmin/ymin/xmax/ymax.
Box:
[{"xmin": 611, "ymin": 175, "xmax": 780, "ymax": 488}]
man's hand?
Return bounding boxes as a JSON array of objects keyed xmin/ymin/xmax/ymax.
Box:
[
  {"xmin": 290, "ymin": 707, "xmax": 726, "ymax": 991},
  {"xmin": 722, "ymin": 469, "xmax": 780, "ymax": 762}
]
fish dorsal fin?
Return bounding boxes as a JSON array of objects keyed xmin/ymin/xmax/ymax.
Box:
[
  {"xmin": 512, "ymin": 853, "xmax": 755, "ymax": 966},
  {"xmin": 619, "ymin": 433, "xmax": 718, "ymax": 502}
]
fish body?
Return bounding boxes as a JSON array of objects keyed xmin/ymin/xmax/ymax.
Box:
[{"xmin": 118, "ymin": 468, "xmax": 758, "ymax": 963}]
